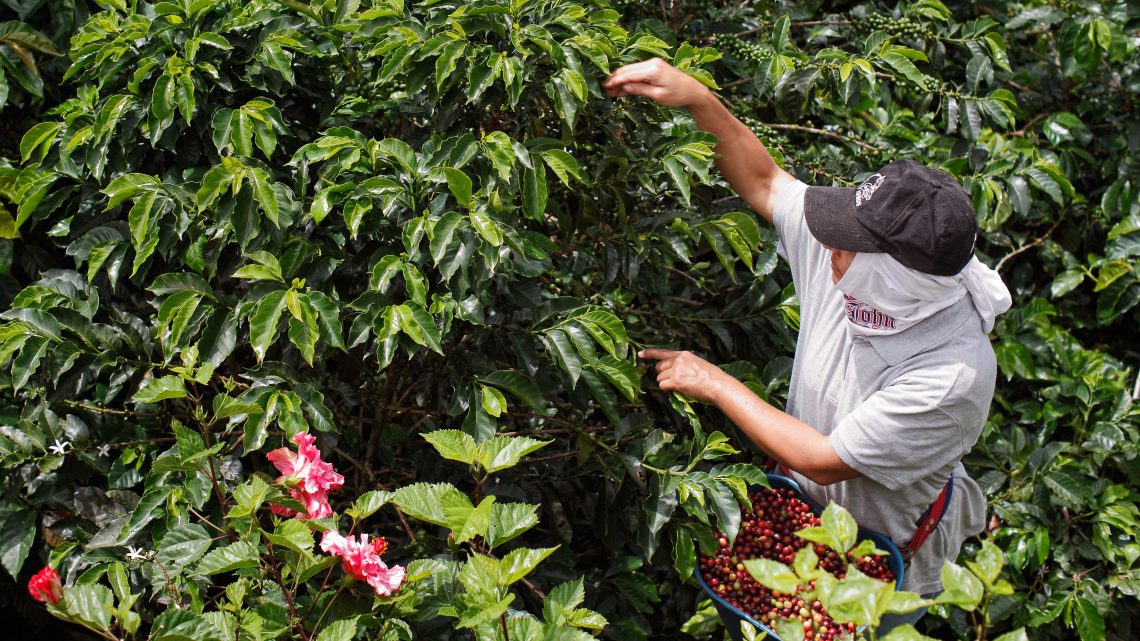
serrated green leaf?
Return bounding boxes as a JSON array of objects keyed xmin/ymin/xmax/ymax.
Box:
[
  {"xmin": 264, "ymin": 519, "xmax": 314, "ymax": 555},
  {"xmin": 544, "ymin": 577, "xmax": 586, "ymax": 626},
  {"xmin": 133, "ymin": 375, "xmax": 187, "ymax": 403},
  {"xmin": 477, "ymin": 435, "xmax": 551, "ymax": 474},
  {"xmin": 820, "ymin": 502, "xmax": 858, "ymax": 553},
  {"xmin": 194, "ymin": 541, "xmax": 260, "ymax": 575},
  {"xmin": 347, "ymin": 490, "xmax": 393, "ymax": 521},
  {"xmin": 229, "ymin": 475, "xmax": 272, "ymax": 518},
  {"xmin": 500, "ymin": 546, "xmax": 557, "ymax": 584},
  {"xmin": 156, "ymin": 523, "xmax": 212, "ymax": 570},
  {"xmin": 53, "ymin": 584, "xmax": 113, "ymax": 632},
  {"xmin": 443, "ymin": 493, "xmax": 494, "ymax": 543},
  {"xmin": 316, "ymin": 618, "xmax": 359, "ymax": 641},
  {"xmin": 150, "ymin": 610, "xmax": 223, "ymax": 641},
  {"xmin": 422, "ymin": 429, "xmax": 478, "ymax": 466},
  {"xmin": 486, "ymin": 502, "xmax": 539, "ymax": 548},
  {"xmin": 743, "ymin": 558, "xmax": 800, "ymax": 593},
  {"xmin": 936, "ymin": 562, "xmax": 984, "ymax": 609},
  {"xmin": 392, "ymin": 483, "xmax": 454, "ymax": 526}
]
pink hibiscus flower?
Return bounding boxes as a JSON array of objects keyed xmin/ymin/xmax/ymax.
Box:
[
  {"xmin": 266, "ymin": 432, "xmax": 344, "ymax": 520},
  {"xmin": 320, "ymin": 530, "xmax": 406, "ymax": 597}
]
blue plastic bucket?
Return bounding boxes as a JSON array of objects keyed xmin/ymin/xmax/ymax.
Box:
[{"xmin": 693, "ymin": 473, "xmax": 905, "ymax": 641}]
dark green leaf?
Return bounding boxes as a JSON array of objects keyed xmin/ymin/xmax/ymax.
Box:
[
  {"xmin": 0, "ymin": 503, "xmax": 36, "ymax": 579},
  {"xmin": 250, "ymin": 290, "xmax": 287, "ymax": 361},
  {"xmin": 194, "ymin": 541, "xmax": 260, "ymax": 575},
  {"xmin": 156, "ymin": 523, "xmax": 212, "ymax": 569},
  {"xmin": 133, "ymin": 375, "xmax": 187, "ymax": 404},
  {"xmin": 478, "ymin": 370, "xmax": 545, "ymax": 410}
]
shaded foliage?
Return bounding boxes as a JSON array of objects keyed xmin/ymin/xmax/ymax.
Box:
[{"xmin": 0, "ymin": 0, "xmax": 1137, "ymax": 640}]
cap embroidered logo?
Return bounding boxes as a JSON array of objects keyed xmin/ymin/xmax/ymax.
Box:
[{"xmin": 855, "ymin": 173, "xmax": 885, "ymax": 207}]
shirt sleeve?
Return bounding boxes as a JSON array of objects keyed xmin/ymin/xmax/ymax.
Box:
[
  {"xmin": 771, "ymin": 179, "xmax": 832, "ymax": 313},
  {"xmin": 771, "ymin": 180, "xmax": 809, "ymax": 260},
  {"xmin": 828, "ymin": 363, "xmax": 982, "ymax": 491}
]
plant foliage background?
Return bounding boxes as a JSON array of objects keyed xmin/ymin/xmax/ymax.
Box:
[{"xmin": 0, "ymin": 0, "xmax": 1136, "ymax": 640}]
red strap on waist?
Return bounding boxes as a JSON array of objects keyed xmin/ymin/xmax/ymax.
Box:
[{"xmin": 899, "ymin": 474, "xmax": 954, "ymax": 561}]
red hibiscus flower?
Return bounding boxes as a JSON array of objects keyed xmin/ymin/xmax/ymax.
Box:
[{"xmin": 27, "ymin": 566, "xmax": 62, "ymax": 605}]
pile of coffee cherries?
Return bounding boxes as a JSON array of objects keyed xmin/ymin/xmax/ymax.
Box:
[{"xmin": 698, "ymin": 487, "xmax": 896, "ymax": 640}]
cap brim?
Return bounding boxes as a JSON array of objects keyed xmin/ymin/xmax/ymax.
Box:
[{"xmin": 803, "ymin": 186, "xmax": 883, "ymax": 253}]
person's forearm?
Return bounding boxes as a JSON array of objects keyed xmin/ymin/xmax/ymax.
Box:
[
  {"xmin": 687, "ymin": 92, "xmax": 786, "ymax": 220},
  {"xmin": 709, "ymin": 375, "xmax": 858, "ymax": 486}
]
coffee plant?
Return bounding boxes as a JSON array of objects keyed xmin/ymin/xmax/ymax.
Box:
[{"xmin": 1, "ymin": 0, "xmax": 1137, "ymax": 640}]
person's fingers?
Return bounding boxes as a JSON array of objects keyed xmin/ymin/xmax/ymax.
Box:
[
  {"xmin": 603, "ymin": 59, "xmax": 663, "ymax": 88},
  {"xmin": 639, "ymin": 348, "xmax": 678, "ymax": 360},
  {"xmin": 654, "ymin": 359, "xmax": 673, "ymax": 373},
  {"xmin": 609, "ymin": 81, "xmax": 668, "ymax": 101}
]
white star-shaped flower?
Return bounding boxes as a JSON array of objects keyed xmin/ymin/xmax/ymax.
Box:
[
  {"xmin": 97, "ymin": 444, "xmax": 113, "ymax": 458},
  {"xmin": 125, "ymin": 545, "xmax": 149, "ymax": 561},
  {"xmin": 48, "ymin": 439, "xmax": 71, "ymax": 456}
]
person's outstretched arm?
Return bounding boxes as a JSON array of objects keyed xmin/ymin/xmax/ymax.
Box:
[
  {"xmin": 603, "ymin": 58, "xmax": 797, "ymax": 223},
  {"xmin": 640, "ymin": 348, "xmax": 859, "ymax": 486}
]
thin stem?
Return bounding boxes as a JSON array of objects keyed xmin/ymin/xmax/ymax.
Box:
[
  {"xmin": 395, "ymin": 506, "xmax": 417, "ymax": 543},
  {"xmin": 764, "ymin": 123, "xmax": 881, "ymax": 153},
  {"xmin": 520, "ymin": 449, "xmax": 580, "ymax": 464},
  {"xmin": 187, "ymin": 506, "xmax": 229, "ymax": 536},
  {"xmin": 201, "ymin": 425, "xmax": 237, "ymax": 541},
  {"xmin": 313, "ymin": 585, "xmax": 346, "ymax": 634},
  {"xmin": 499, "ymin": 614, "xmax": 512, "ymax": 641},
  {"xmin": 994, "ymin": 218, "xmax": 1063, "ymax": 273},
  {"xmin": 61, "ymin": 401, "xmax": 161, "ymax": 417},
  {"xmin": 265, "ymin": 541, "xmax": 310, "ymax": 641},
  {"xmin": 303, "ymin": 523, "xmax": 357, "ymax": 621},
  {"xmin": 720, "ymin": 77, "xmax": 753, "ymax": 89},
  {"xmin": 1008, "ymin": 112, "xmax": 1047, "ymax": 138},
  {"xmin": 334, "ymin": 446, "xmax": 372, "ymax": 481}
]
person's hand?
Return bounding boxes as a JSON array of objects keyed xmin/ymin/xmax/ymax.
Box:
[
  {"xmin": 639, "ymin": 348, "xmax": 731, "ymax": 404},
  {"xmin": 603, "ymin": 58, "xmax": 712, "ymax": 109}
]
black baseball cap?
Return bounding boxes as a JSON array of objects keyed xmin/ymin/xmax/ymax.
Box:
[{"xmin": 803, "ymin": 159, "xmax": 978, "ymax": 276}]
